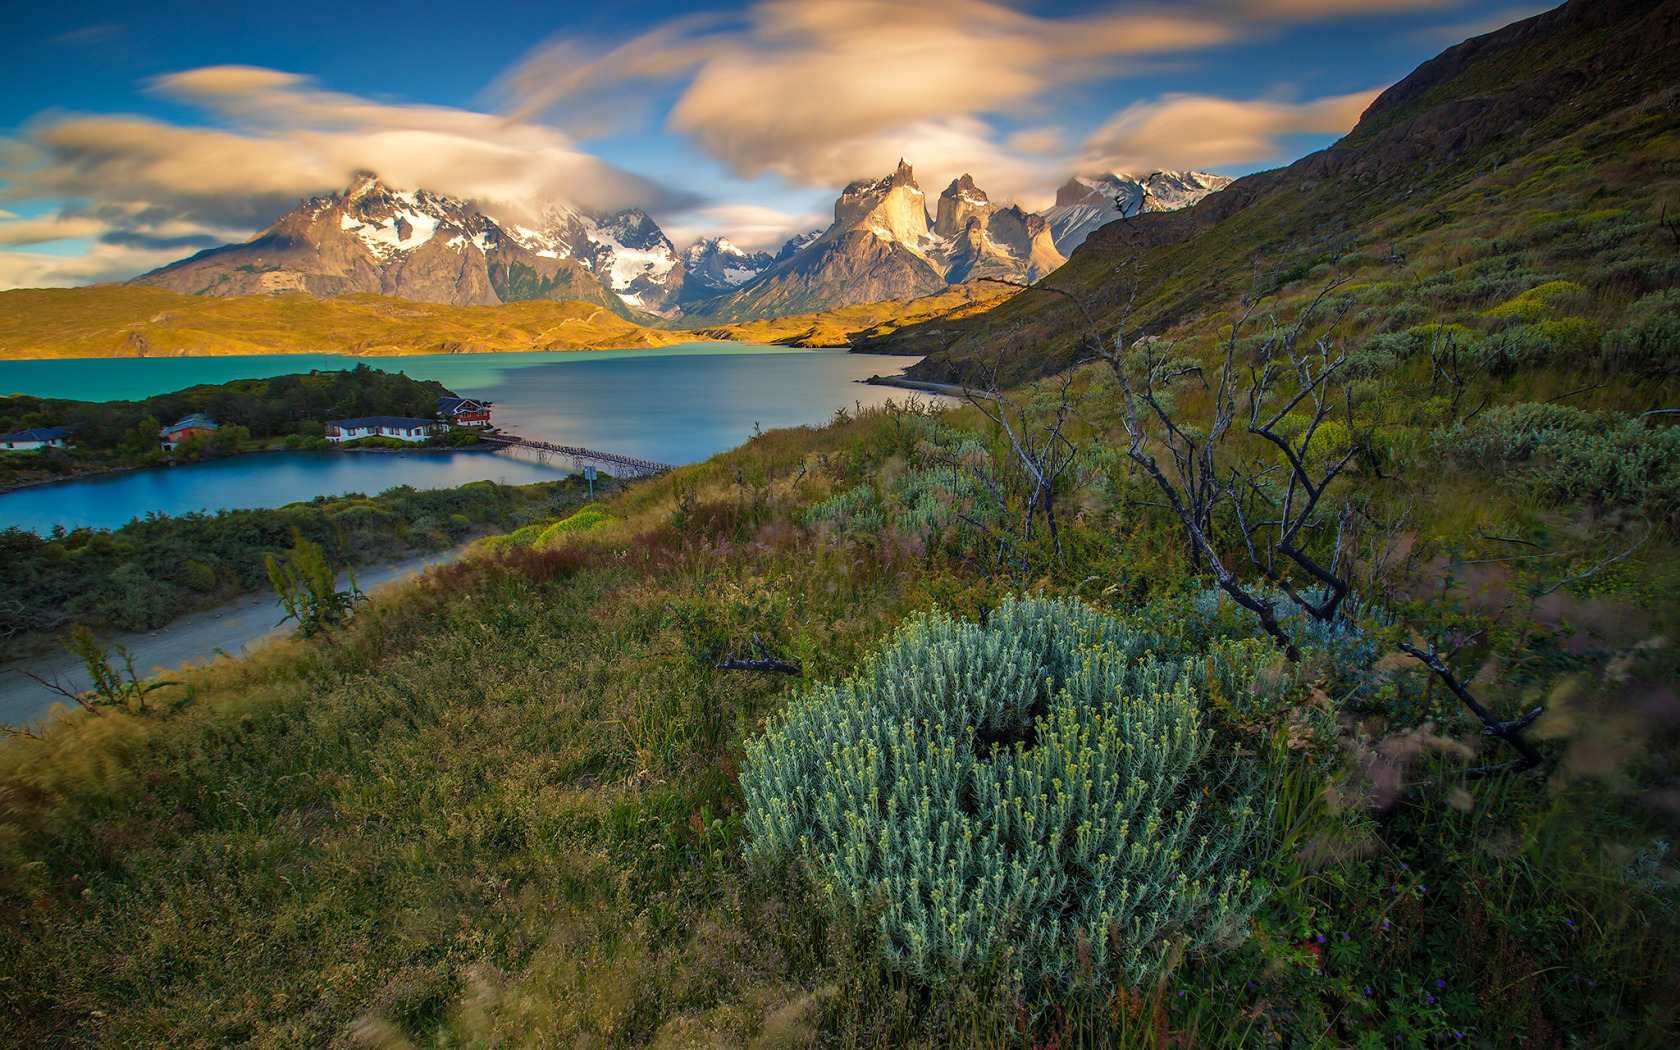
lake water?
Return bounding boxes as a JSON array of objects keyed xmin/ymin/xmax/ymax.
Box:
[{"xmin": 0, "ymin": 344, "xmax": 931, "ymax": 532}]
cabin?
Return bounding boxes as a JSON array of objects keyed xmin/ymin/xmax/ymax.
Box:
[
  {"xmin": 160, "ymin": 413, "xmax": 219, "ymax": 451},
  {"xmin": 436, "ymin": 396, "xmax": 494, "ymax": 427},
  {"xmin": 0, "ymin": 426, "xmax": 73, "ymax": 452},
  {"xmin": 325, "ymin": 416, "xmax": 441, "ymax": 443}
]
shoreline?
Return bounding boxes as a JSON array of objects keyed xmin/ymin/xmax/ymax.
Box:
[
  {"xmin": 860, "ymin": 374, "xmax": 967, "ymax": 397},
  {"xmin": 0, "ymin": 442, "xmax": 505, "ymax": 497}
]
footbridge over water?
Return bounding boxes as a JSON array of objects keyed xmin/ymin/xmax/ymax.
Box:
[{"xmin": 478, "ymin": 433, "xmax": 674, "ymax": 478}]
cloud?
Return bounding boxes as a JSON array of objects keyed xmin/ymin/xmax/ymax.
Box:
[
  {"xmin": 661, "ymin": 203, "xmax": 831, "ymax": 252},
  {"xmin": 1079, "ymin": 88, "xmax": 1381, "ymax": 173},
  {"xmin": 506, "ymin": 0, "xmax": 1238, "ymax": 188},
  {"xmin": 0, "ymin": 65, "xmax": 691, "ymax": 288},
  {"xmin": 0, "ymin": 242, "xmax": 191, "ymax": 289},
  {"xmin": 0, "ymin": 214, "xmax": 110, "ymax": 246}
]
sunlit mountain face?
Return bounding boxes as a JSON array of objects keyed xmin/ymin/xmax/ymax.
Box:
[{"xmin": 1, "ymin": 0, "xmax": 1549, "ymax": 292}]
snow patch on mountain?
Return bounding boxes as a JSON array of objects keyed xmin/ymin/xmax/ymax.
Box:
[{"xmin": 1043, "ymin": 171, "xmax": 1232, "ymax": 254}]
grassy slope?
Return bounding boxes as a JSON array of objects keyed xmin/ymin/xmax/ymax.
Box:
[{"xmin": 871, "ymin": 0, "xmax": 1680, "ymax": 389}]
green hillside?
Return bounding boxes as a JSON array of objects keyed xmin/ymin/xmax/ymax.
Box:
[{"xmin": 869, "ymin": 0, "xmax": 1680, "ymax": 398}]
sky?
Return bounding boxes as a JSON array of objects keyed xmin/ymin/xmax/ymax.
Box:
[{"xmin": 0, "ymin": 0, "xmax": 1551, "ymax": 289}]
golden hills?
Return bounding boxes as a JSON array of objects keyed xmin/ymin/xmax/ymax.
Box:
[{"xmin": 0, "ymin": 281, "xmax": 1020, "ymax": 359}]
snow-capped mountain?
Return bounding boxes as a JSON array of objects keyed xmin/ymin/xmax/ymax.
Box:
[
  {"xmin": 774, "ymin": 230, "xmax": 822, "ymax": 262},
  {"xmin": 133, "ymin": 174, "xmax": 695, "ymax": 314},
  {"xmin": 681, "ymin": 237, "xmax": 776, "ymax": 294},
  {"xmin": 1042, "ymin": 171, "xmax": 1233, "ymax": 255}
]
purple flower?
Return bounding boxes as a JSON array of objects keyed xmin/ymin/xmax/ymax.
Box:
[{"xmin": 1437, "ymin": 979, "xmax": 1446, "ymax": 988}]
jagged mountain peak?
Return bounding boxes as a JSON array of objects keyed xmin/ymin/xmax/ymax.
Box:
[
  {"xmin": 681, "ymin": 236, "xmax": 776, "ymax": 294},
  {"xmin": 1043, "ymin": 171, "xmax": 1231, "ymax": 254}
]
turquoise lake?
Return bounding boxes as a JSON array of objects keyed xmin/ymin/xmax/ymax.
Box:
[{"xmin": 0, "ymin": 344, "xmax": 932, "ymax": 532}]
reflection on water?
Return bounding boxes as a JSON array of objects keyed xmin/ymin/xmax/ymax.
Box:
[{"xmin": 0, "ymin": 344, "xmax": 932, "ymax": 532}]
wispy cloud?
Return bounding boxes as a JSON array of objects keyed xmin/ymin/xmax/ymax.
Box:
[
  {"xmin": 661, "ymin": 203, "xmax": 830, "ymax": 252},
  {"xmin": 1079, "ymin": 88, "xmax": 1381, "ymax": 174},
  {"xmin": 505, "ymin": 0, "xmax": 1238, "ymax": 193}
]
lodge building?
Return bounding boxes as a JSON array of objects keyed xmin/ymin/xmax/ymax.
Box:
[{"xmin": 324, "ymin": 416, "xmax": 441, "ymax": 443}]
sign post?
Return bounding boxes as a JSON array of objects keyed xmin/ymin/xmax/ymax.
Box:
[{"xmin": 584, "ymin": 464, "xmax": 597, "ymax": 500}]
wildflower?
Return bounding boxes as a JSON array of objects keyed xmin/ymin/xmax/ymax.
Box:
[{"xmin": 1436, "ymin": 979, "xmax": 1446, "ymax": 988}]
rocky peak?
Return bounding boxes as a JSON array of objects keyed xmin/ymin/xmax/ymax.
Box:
[
  {"xmin": 1041, "ymin": 171, "xmax": 1231, "ymax": 255},
  {"xmin": 775, "ymin": 230, "xmax": 822, "ymax": 262},
  {"xmin": 834, "ymin": 161, "xmax": 930, "ymax": 242},
  {"xmin": 682, "ymin": 236, "xmax": 775, "ymax": 292},
  {"xmin": 934, "ymin": 174, "xmax": 994, "ymax": 238}
]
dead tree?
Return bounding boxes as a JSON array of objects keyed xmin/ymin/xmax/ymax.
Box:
[
  {"xmin": 963, "ymin": 368, "xmax": 1081, "ymax": 585},
  {"xmin": 717, "ymin": 634, "xmax": 801, "ymax": 676},
  {"xmin": 1398, "ymin": 642, "xmax": 1544, "ymax": 776}
]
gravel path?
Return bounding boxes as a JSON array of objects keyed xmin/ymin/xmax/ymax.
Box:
[{"xmin": 0, "ymin": 547, "xmax": 471, "ymax": 729}]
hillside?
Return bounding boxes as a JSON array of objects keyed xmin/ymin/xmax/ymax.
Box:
[
  {"xmin": 694, "ymin": 280, "xmax": 1021, "ymax": 348},
  {"xmin": 868, "ymin": 0, "xmax": 1680, "ymax": 386},
  {"xmin": 0, "ymin": 286, "xmax": 699, "ymax": 359}
]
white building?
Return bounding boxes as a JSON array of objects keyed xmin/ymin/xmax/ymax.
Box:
[
  {"xmin": 324, "ymin": 416, "xmax": 441, "ymax": 443},
  {"xmin": 0, "ymin": 426, "xmax": 73, "ymax": 452}
]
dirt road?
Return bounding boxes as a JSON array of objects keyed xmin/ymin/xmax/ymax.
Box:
[{"xmin": 0, "ymin": 547, "xmax": 470, "ymax": 729}]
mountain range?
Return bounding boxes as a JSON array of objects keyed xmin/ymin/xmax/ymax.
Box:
[{"xmin": 130, "ymin": 168, "xmax": 1225, "ymax": 323}]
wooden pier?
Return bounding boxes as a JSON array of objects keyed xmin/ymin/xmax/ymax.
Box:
[{"xmin": 478, "ymin": 433, "xmax": 673, "ymax": 477}]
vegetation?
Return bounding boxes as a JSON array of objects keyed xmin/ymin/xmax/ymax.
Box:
[
  {"xmin": 0, "ymin": 477, "xmax": 590, "ymax": 662},
  {"xmin": 266, "ymin": 535, "xmax": 367, "ymax": 638},
  {"xmin": 0, "ymin": 365, "xmax": 459, "ymax": 489},
  {"xmin": 2, "ymin": 6, "xmax": 1678, "ymax": 1047}
]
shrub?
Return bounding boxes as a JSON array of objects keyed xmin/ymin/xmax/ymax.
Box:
[
  {"xmin": 1601, "ymin": 289, "xmax": 1680, "ymax": 370},
  {"xmin": 741, "ymin": 596, "xmax": 1267, "ymax": 989},
  {"xmin": 1483, "ymin": 280, "xmax": 1588, "ymax": 322},
  {"xmin": 537, "ymin": 505, "xmax": 615, "ymax": 544},
  {"xmin": 803, "ymin": 484, "xmax": 884, "ymax": 537}
]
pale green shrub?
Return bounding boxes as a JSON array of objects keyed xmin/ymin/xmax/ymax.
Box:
[
  {"xmin": 1602, "ymin": 289, "xmax": 1680, "ymax": 370},
  {"xmin": 804, "ymin": 484, "xmax": 884, "ymax": 536},
  {"xmin": 742, "ymin": 597, "xmax": 1267, "ymax": 989}
]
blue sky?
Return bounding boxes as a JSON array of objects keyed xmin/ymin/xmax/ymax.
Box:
[{"xmin": 0, "ymin": 0, "xmax": 1549, "ymax": 287}]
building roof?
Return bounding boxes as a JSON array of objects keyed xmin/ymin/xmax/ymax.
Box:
[
  {"xmin": 161, "ymin": 413, "xmax": 219, "ymax": 435},
  {"xmin": 327, "ymin": 416, "xmax": 440, "ymax": 429},
  {"xmin": 436, "ymin": 396, "xmax": 492, "ymax": 414},
  {"xmin": 1, "ymin": 426, "xmax": 72, "ymax": 442}
]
